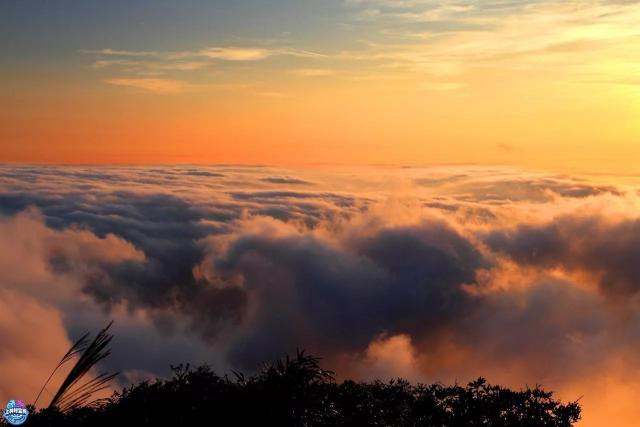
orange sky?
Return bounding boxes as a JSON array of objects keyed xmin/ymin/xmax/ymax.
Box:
[
  {"xmin": 3, "ymin": 2, "xmax": 640, "ymax": 425},
  {"xmin": 2, "ymin": 1, "xmax": 640, "ymax": 172}
]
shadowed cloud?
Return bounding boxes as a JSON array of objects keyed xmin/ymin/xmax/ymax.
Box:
[{"xmin": 0, "ymin": 166, "xmax": 639, "ymax": 425}]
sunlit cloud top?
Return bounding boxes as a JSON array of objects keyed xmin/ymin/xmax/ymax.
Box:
[{"xmin": 1, "ymin": 164, "xmax": 640, "ymax": 426}]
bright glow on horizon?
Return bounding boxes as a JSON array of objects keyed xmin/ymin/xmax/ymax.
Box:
[
  {"xmin": 2, "ymin": 1, "xmax": 640, "ymax": 172},
  {"xmin": 3, "ymin": 3, "xmax": 640, "ymax": 425}
]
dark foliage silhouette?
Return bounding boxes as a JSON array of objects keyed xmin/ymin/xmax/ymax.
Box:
[{"xmin": 19, "ymin": 350, "xmax": 580, "ymax": 427}]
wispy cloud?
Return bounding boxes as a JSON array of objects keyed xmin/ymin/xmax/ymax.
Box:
[
  {"xmin": 83, "ymin": 48, "xmax": 161, "ymax": 57},
  {"xmin": 85, "ymin": 44, "xmax": 328, "ymax": 91},
  {"xmin": 197, "ymin": 47, "xmax": 272, "ymax": 61},
  {"xmin": 105, "ymin": 78, "xmax": 191, "ymax": 94},
  {"xmin": 93, "ymin": 59, "xmax": 208, "ymax": 73},
  {"xmin": 85, "ymin": 1, "xmax": 640, "ymax": 94},
  {"xmin": 342, "ymin": 0, "xmax": 640, "ymax": 83},
  {"xmin": 86, "ymin": 45, "xmax": 325, "ymax": 63}
]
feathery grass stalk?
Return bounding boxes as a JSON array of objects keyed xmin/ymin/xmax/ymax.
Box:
[
  {"xmin": 33, "ymin": 332, "xmax": 91, "ymax": 407},
  {"xmin": 47, "ymin": 321, "xmax": 118, "ymax": 412}
]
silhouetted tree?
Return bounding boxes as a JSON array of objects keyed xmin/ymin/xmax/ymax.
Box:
[{"xmin": 18, "ymin": 350, "xmax": 580, "ymax": 427}]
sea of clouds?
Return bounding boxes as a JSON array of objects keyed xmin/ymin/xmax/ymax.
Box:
[{"xmin": 1, "ymin": 165, "xmax": 639, "ymax": 425}]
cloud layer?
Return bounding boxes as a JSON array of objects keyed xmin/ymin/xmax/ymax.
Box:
[{"xmin": 0, "ymin": 165, "xmax": 639, "ymax": 426}]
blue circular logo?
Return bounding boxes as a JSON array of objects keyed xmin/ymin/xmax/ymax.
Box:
[{"xmin": 3, "ymin": 400, "xmax": 29, "ymax": 425}]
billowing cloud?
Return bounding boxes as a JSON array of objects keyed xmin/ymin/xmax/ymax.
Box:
[
  {"xmin": 485, "ymin": 215, "xmax": 640, "ymax": 297},
  {"xmin": 0, "ymin": 210, "xmax": 145, "ymax": 405},
  {"xmin": 0, "ymin": 292, "xmax": 72, "ymax": 406},
  {"xmin": 1, "ymin": 165, "xmax": 640, "ymax": 426},
  {"xmin": 359, "ymin": 334, "xmax": 423, "ymax": 381},
  {"xmin": 196, "ymin": 214, "xmax": 487, "ymax": 368}
]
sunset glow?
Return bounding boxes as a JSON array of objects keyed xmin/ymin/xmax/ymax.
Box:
[
  {"xmin": 3, "ymin": 0, "xmax": 640, "ymax": 171},
  {"xmin": 2, "ymin": 2, "xmax": 640, "ymax": 426}
]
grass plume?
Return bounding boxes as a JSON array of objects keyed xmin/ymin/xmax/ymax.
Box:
[{"xmin": 42, "ymin": 321, "xmax": 118, "ymax": 412}]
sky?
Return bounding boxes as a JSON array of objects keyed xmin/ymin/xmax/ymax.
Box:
[
  {"xmin": 3, "ymin": 2, "xmax": 640, "ymax": 426},
  {"xmin": 1, "ymin": 0, "xmax": 640, "ymax": 171},
  {"xmin": 2, "ymin": 165, "xmax": 640, "ymax": 426}
]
